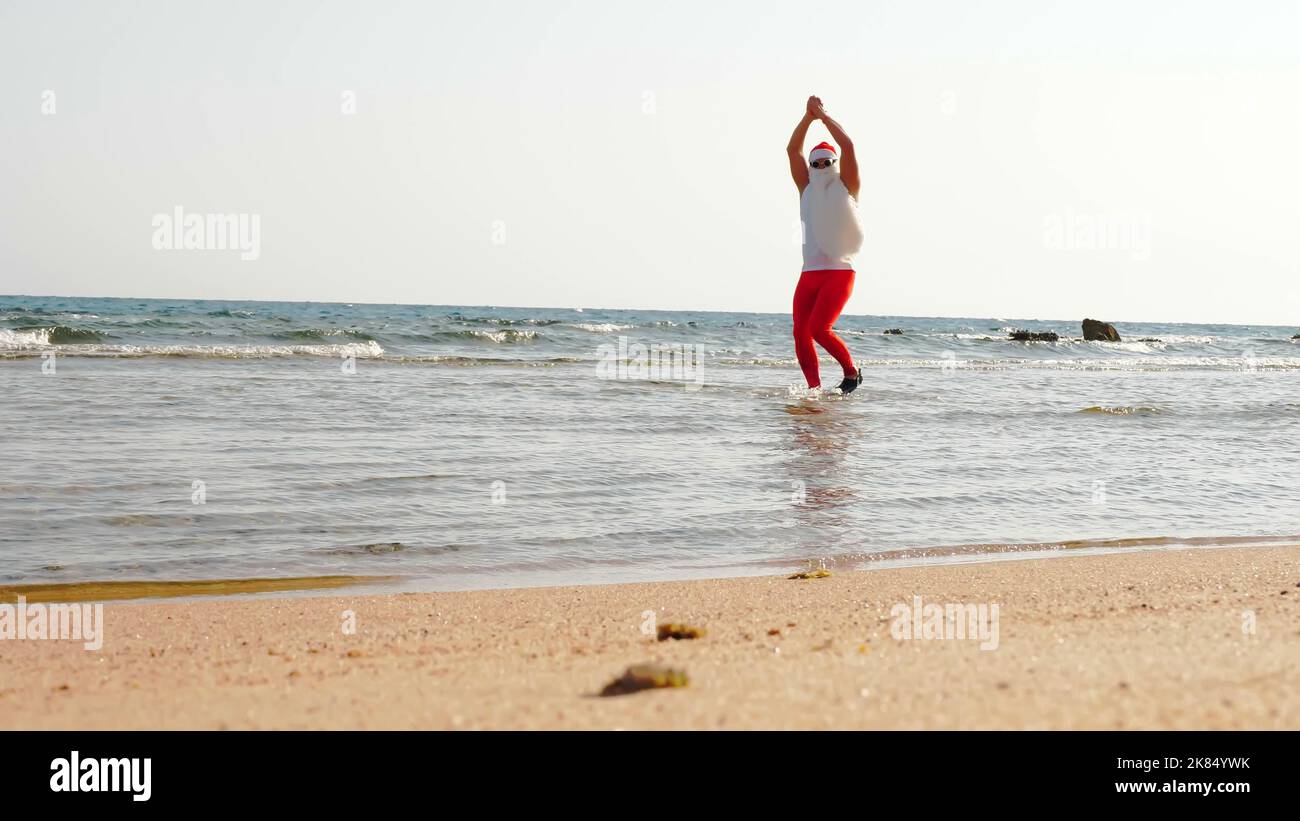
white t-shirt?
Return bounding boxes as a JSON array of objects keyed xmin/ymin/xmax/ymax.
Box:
[{"xmin": 799, "ymin": 176, "xmax": 861, "ymax": 271}]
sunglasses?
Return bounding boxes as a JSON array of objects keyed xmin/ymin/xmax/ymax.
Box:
[{"xmin": 810, "ymin": 158, "xmax": 836, "ymax": 169}]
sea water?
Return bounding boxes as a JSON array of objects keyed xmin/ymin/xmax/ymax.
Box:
[{"xmin": 3, "ymin": 295, "xmax": 1298, "ymax": 591}]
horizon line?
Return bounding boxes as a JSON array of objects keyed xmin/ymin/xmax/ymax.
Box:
[{"xmin": 3, "ymin": 293, "xmax": 1297, "ymax": 331}]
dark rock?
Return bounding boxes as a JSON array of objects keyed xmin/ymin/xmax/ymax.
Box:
[
  {"xmin": 1009, "ymin": 330, "xmax": 1059, "ymax": 342},
  {"xmin": 1292, "ymin": 334, "xmax": 1300, "ymax": 340},
  {"xmin": 656, "ymin": 623, "xmax": 705, "ymax": 641},
  {"xmin": 883, "ymin": 328, "xmax": 903, "ymax": 335},
  {"xmin": 1082, "ymin": 318, "xmax": 1121, "ymax": 342},
  {"xmin": 599, "ymin": 664, "xmax": 688, "ymax": 696}
]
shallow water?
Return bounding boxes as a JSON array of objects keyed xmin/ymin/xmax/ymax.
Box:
[{"xmin": 3, "ymin": 295, "xmax": 1299, "ymax": 591}]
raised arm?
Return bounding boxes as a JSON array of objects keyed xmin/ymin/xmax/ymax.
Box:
[
  {"xmin": 809, "ymin": 99, "xmax": 859, "ymax": 198},
  {"xmin": 786, "ymin": 107, "xmax": 816, "ymax": 194}
]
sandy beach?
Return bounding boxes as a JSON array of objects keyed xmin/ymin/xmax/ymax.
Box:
[{"xmin": 2, "ymin": 545, "xmax": 1298, "ymax": 730}]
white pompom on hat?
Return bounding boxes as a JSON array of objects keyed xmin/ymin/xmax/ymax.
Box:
[{"xmin": 809, "ymin": 141, "xmax": 837, "ymax": 163}]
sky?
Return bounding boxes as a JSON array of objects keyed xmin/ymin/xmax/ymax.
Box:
[{"xmin": 2, "ymin": 0, "xmax": 1298, "ymax": 324}]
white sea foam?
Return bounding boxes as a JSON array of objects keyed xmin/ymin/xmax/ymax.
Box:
[
  {"xmin": 440, "ymin": 329, "xmax": 540, "ymax": 343},
  {"xmin": 566, "ymin": 322, "xmax": 633, "ymax": 333},
  {"xmin": 0, "ymin": 337, "xmax": 385, "ymax": 359},
  {"xmin": 0, "ymin": 328, "xmax": 52, "ymax": 349},
  {"xmin": 720, "ymin": 354, "xmax": 1300, "ymax": 371}
]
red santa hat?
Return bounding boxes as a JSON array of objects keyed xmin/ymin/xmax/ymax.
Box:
[{"xmin": 809, "ymin": 141, "xmax": 837, "ymax": 163}]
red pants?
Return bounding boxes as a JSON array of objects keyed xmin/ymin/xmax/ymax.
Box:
[{"xmin": 792, "ymin": 269, "xmax": 856, "ymax": 388}]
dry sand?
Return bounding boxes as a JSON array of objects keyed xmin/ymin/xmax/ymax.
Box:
[{"xmin": 2, "ymin": 545, "xmax": 1298, "ymax": 729}]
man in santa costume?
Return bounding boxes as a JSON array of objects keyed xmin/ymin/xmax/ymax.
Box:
[{"xmin": 786, "ymin": 95, "xmax": 865, "ymax": 393}]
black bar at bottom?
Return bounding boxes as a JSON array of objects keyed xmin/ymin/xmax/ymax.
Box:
[{"xmin": 3, "ymin": 730, "xmax": 1288, "ymax": 808}]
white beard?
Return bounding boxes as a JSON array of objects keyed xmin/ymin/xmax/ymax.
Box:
[{"xmin": 803, "ymin": 168, "xmax": 864, "ymax": 260}]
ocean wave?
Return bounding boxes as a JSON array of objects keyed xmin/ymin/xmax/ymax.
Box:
[
  {"xmin": 720, "ymin": 354, "xmax": 1300, "ymax": 371},
  {"xmin": 838, "ymin": 331, "xmax": 1234, "ymax": 349},
  {"xmin": 432, "ymin": 329, "xmax": 539, "ymax": 343},
  {"xmin": 0, "ymin": 328, "xmax": 49, "ymax": 349},
  {"xmin": 1, "ymin": 315, "xmax": 56, "ymax": 328},
  {"xmin": 718, "ymin": 356, "xmax": 800, "ymax": 367},
  {"xmin": 1029, "ymin": 356, "xmax": 1300, "ymax": 371},
  {"xmin": 1093, "ymin": 339, "xmax": 1163, "ymax": 352},
  {"xmin": 0, "ymin": 326, "xmax": 113, "ymax": 347},
  {"xmin": 0, "ymin": 339, "xmax": 385, "ymax": 359},
  {"xmin": 9, "ymin": 337, "xmax": 1294, "ymax": 371},
  {"xmin": 109, "ymin": 317, "xmax": 192, "ymax": 328},
  {"xmin": 564, "ymin": 322, "xmax": 633, "ymax": 333},
  {"xmin": 1129, "ymin": 334, "xmax": 1218, "ymax": 345},
  {"xmin": 207, "ymin": 308, "xmax": 257, "ymax": 318},
  {"xmin": 271, "ymin": 328, "xmax": 377, "ymax": 342},
  {"xmin": 52, "ymin": 325, "xmax": 110, "ymax": 343},
  {"xmin": 383, "ymin": 355, "xmax": 583, "ymax": 366},
  {"xmin": 447, "ymin": 315, "xmax": 563, "ymax": 327},
  {"xmin": 30, "ymin": 325, "xmax": 110, "ymax": 344},
  {"xmin": 2, "ymin": 310, "xmax": 99, "ymax": 321}
]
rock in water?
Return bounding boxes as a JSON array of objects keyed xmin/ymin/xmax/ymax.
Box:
[
  {"xmin": 1009, "ymin": 330, "xmax": 1059, "ymax": 342},
  {"xmin": 883, "ymin": 328, "xmax": 903, "ymax": 335},
  {"xmin": 1082, "ymin": 318, "xmax": 1121, "ymax": 342}
]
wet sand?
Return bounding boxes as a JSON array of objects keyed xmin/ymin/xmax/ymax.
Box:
[{"xmin": 2, "ymin": 545, "xmax": 1298, "ymax": 729}]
